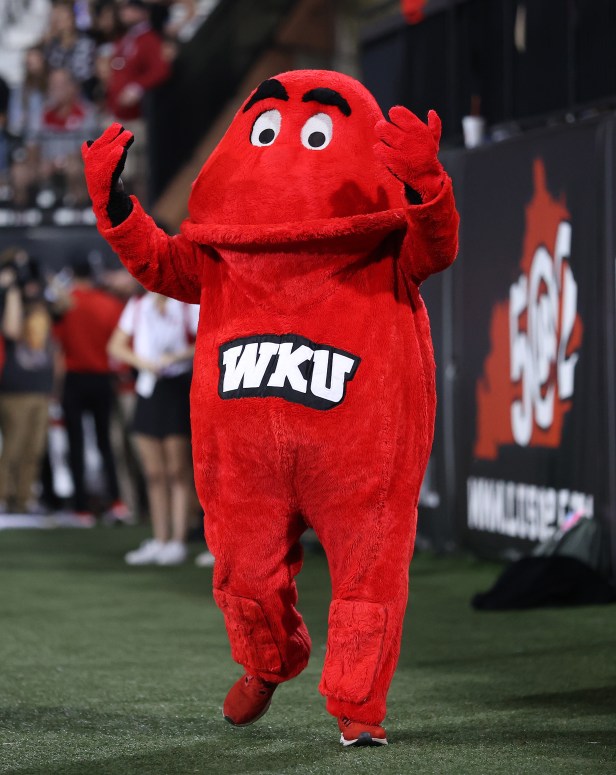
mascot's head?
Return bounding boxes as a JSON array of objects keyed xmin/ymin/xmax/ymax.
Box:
[{"xmin": 187, "ymin": 70, "xmax": 405, "ymax": 230}]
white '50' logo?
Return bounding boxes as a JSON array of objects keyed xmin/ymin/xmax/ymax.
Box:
[{"xmin": 509, "ymin": 221, "xmax": 579, "ymax": 445}]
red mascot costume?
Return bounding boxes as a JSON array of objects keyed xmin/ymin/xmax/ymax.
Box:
[{"xmin": 83, "ymin": 70, "xmax": 459, "ymax": 747}]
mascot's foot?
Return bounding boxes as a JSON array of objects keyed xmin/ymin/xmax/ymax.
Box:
[
  {"xmin": 223, "ymin": 674, "xmax": 278, "ymax": 726},
  {"xmin": 338, "ymin": 717, "xmax": 388, "ymax": 747}
]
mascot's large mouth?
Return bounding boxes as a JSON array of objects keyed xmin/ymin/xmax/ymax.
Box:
[{"xmin": 181, "ymin": 207, "xmax": 407, "ymax": 248}]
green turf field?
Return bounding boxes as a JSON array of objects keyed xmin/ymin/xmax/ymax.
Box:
[{"xmin": 1, "ymin": 527, "xmax": 614, "ymax": 775}]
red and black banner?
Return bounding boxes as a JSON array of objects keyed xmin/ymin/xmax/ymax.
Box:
[{"xmin": 451, "ymin": 121, "xmax": 615, "ymax": 564}]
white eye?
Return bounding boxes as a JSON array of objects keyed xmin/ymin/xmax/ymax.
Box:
[
  {"xmin": 301, "ymin": 113, "xmax": 333, "ymax": 150},
  {"xmin": 250, "ymin": 110, "xmax": 281, "ymax": 146}
]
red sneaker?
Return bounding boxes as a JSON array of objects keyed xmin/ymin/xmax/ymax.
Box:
[
  {"xmin": 338, "ymin": 716, "xmax": 388, "ymax": 747},
  {"xmin": 222, "ymin": 674, "xmax": 278, "ymax": 726}
]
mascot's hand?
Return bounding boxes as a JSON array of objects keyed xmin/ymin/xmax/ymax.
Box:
[
  {"xmin": 374, "ymin": 107, "xmax": 445, "ymax": 205},
  {"xmin": 82, "ymin": 123, "xmax": 134, "ymax": 229}
]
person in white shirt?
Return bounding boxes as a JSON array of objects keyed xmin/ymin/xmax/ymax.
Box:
[
  {"xmin": 108, "ymin": 291, "xmax": 203, "ymax": 566},
  {"xmin": 0, "ymin": 0, "xmax": 51, "ymax": 89}
]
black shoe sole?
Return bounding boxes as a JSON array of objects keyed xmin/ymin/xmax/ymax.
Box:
[{"xmin": 222, "ymin": 699, "xmax": 272, "ymax": 727}]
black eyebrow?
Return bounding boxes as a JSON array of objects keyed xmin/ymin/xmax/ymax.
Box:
[
  {"xmin": 243, "ymin": 79, "xmax": 289, "ymax": 112},
  {"xmin": 302, "ymin": 88, "xmax": 351, "ymax": 117}
]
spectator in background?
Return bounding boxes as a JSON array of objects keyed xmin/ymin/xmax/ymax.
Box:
[
  {"xmin": 1, "ymin": 246, "xmax": 45, "ymax": 303},
  {"xmin": 7, "ymin": 46, "xmax": 47, "ymax": 138},
  {"xmin": 0, "ymin": 0, "xmax": 51, "ymax": 89},
  {"xmin": 53, "ymin": 260, "xmax": 129, "ymax": 523},
  {"xmin": 7, "ymin": 152, "xmax": 36, "ymax": 208},
  {"xmin": 2, "ymin": 76, "xmax": 42, "ymax": 210},
  {"xmin": 0, "ymin": 77, "xmax": 25, "ymax": 189},
  {"xmin": 43, "ymin": 1, "xmax": 96, "ymax": 99},
  {"xmin": 90, "ymin": 1, "xmax": 123, "ymax": 46},
  {"xmin": 0, "ymin": 259, "xmax": 55, "ymax": 514},
  {"xmin": 99, "ymin": 267, "xmax": 147, "ymax": 522},
  {"xmin": 38, "ymin": 68, "xmax": 98, "ymax": 207},
  {"xmin": 107, "ymin": 0, "xmax": 170, "ymax": 121},
  {"xmin": 2, "ymin": 73, "xmax": 43, "ymax": 211},
  {"xmin": 42, "ymin": 68, "xmax": 96, "ymax": 134},
  {"xmin": 90, "ymin": 2, "xmax": 123, "ymax": 111},
  {"xmin": 91, "ymin": 44, "xmax": 114, "ymax": 113},
  {"xmin": 106, "ymin": 0, "xmax": 170, "ymax": 200},
  {"xmin": 107, "ymin": 292, "xmax": 199, "ymax": 565}
]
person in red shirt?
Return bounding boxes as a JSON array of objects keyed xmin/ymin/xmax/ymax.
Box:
[
  {"xmin": 42, "ymin": 69, "xmax": 95, "ymax": 133},
  {"xmin": 40, "ymin": 68, "xmax": 98, "ymax": 196},
  {"xmin": 53, "ymin": 260, "xmax": 128, "ymax": 521},
  {"xmin": 105, "ymin": 0, "xmax": 169, "ymax": 202},
  {"xmin": 106, "ymin": 0, "xmax": 170, "ymax": 123}
]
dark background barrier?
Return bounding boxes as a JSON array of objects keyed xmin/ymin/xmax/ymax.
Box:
[
  {"xmin": 363, "ymin": 3, "xmax": 616, "ymax": 577},
  {"xmin": 362, "ymin": 0, "xmax": 616, "ymax": 144}
]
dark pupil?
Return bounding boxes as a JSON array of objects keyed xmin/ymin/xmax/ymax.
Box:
[
  {"xmin": 308, "ymin": 131, "xmax": 326, "ymax": 148},
  {"xmin": 259, "ymin": 128, "xmax": 275, "ymax": 144}
]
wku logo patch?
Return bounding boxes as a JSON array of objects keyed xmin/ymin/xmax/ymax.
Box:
[
  {"xmin": 474, "ymin": 159, "xmax": 583, "ymax": 460},
  {"xmin": 218, "ymin": 334, "xmax": 361, "ymax": 410}
]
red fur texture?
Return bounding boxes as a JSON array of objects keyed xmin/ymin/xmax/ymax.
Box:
[{"xmin": 89, "ymin": 69, "xmax": 459, "ymax": 724}]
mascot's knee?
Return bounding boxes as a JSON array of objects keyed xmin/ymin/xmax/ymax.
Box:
[
  {"xmin": 319, "ymin": 599, "xmax": 387, "ymax": 703},
  {"xmin": 213, "ymin": 589, "xmax": 282, "ymax": 672}
]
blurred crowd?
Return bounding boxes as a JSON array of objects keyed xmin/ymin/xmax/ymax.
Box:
[
  {"xmin": 0, "ymin": 0, "xmax": 212, "ymax": 209},
  {"xmin": 0, "ymin": 244, "xmax": 213, "ymax": 566}
]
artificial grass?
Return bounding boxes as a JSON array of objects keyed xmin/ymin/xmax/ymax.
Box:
[{"xmin": 0, "ymin": 527, "xmax": 614, "ymax": 775}]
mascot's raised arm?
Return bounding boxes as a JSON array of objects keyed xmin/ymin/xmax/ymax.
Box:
[{"xmin": 83, "ymin": 69, "xmax": 459, "ymax": 748}]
